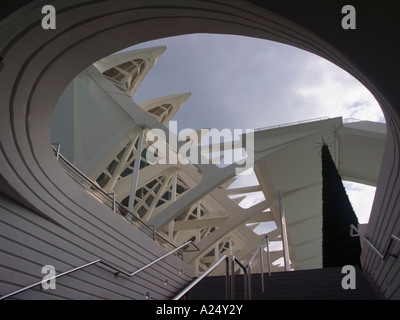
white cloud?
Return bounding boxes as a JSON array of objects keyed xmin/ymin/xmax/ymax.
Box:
[
  {"xmin": 129, "ymin": 34, "xmax": 385, "ymax": 131},
  {"xmin": 343, "ymin": 181, "xmax": 376, "ymax": 224},
  {"xmin": 127, "ymin": 33, "xmax": 383, "ymax": 226},
  {"xmin": 293, "ymin": 57, "xmax": 384, "ymax": 123}
]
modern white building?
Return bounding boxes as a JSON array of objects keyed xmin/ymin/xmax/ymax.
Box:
[
  {"xmin": 51, "ymin": 45, "xmax": 387, "ymax": 275},
  {"xmin": 0, "ymin": 0, "xmax": 399, "ymax": 300}
]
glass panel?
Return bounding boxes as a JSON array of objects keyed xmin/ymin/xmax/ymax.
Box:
[
  {"xmin": 149, "ymin": 106, "xmax": 164, "ymax": 116},
  {"xmin": 107, "ymin": 160, "xmax": 118, "ymax": 175},
  {"xmin": 120, "ymin": 167, "xmax": 132, "ymax": 177},
  {"xmin": 96, "ymin": 172, "xmax": 110, "ymax": 188}
]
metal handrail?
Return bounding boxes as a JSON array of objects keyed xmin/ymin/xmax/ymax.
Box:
[
  {"xmin": 173, "ymin": 254, "xmax": 230, "ymax": 300},
  {"xmin": 50, "ymin": 144, "xmax": 176, "ymax": 252},
  {"xmin": 1, "ymin": 241, "xmax": 198, "ymax": 300},
  {"xmin": 0, "ymin": 260, "xmax": 100, "ymax": 300},
  {"xmin": 231, "ymin": 256, "xmax": 248, "ymax": 300},
  {"xmin": 350, "ymin": 224, "xmax": 400, "ymax": 260},
  {"xmin": 246, "ymin": 234, "xmax": 270, "ymax": 299},
  {"xmin": 115, "ymin": 241, "xmax": 199, "ymax": 278},
  {"xmin": 254, "ymin": 116, "xmax": 330, "ymax": 132},
  {"xmin": 174, "ymin": 236, "xmax": 271, "ymax": 301}
]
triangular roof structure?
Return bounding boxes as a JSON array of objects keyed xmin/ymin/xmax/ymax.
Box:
[{"xmin": 94, "ymin": 46, "xmax": 167, "ymax": 97}]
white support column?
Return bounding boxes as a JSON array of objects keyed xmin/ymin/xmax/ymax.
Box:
[
  {"xmin": 197, "ymin": 201, "xmax": 201, "ymax": 219},
  {"xmin": 168, "ymin": 169, "xmax": 178, "ymax": 242},
  {"xmin": 128, "ymin": 127, "xmax": 144, "ymax": 211},
  {"xmin": 278, "ymin": 191, "xmax": 291, "ymax": 271},
  {"xmin": 194, "ymin": 206, "xmax": 201, "ymax": 276}
]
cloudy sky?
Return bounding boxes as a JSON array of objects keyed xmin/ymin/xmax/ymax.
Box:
[{"xmin": 124, "ymin": 33, "xmax": 385, "ymax": 224}]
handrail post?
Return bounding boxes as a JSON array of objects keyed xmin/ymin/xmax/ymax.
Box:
[
  {"xmin": 225, "ymin": 255, "xmax": 230, "ymax": 300},
  {"xmin": 55, "ymin": 143, "xmax": 60, "ymax": 159},
  {"xmin": 243, "ymin": 264, "xmax": 248, "ymax": 300},
  {"xmin": 173, "ymin": 254, "xmax": 229, "ymax": 300},
  {"xmin": 266, "ymin": 235, "xmax": 271, "ymax": 276},
  {"xmin": 247, "ymin": 263, "xmax": 252, "ymax": 300},
  {"xmin": 232, "ymin": 256, "xmax": 248, "ymax": 300},
  {"xmin": 150, "ymin": 225, "xmax": 156, "ymax": 242},
  {"xmin": 108, "ymin": 193, "xmax": 116, "ymax": 213},
  {"xmin": 350, "ymin": 224, "xmax": 400, "ymax": 260},
  {"xmin": 243, "ymin": 234, "xmax": 271, "ymax": 299},
  {"xmin": 260, "ymin": 245, "xmax": 265, "ymax": 293},
  {"xmin": 51, "ymin": 142, "xmax": 61, "ymax": 159},
  {"xmin": 231, "ymin": 256, "xmax": 235, "ymax": 300}
]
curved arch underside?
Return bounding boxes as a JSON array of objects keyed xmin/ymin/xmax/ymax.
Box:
[{"xmin": 0, "ymin": 0, "xmax": 399, "ymax": 299}]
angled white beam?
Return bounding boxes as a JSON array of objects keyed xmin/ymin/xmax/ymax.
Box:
[
  {"xmin": 225, "ymin": 185, "xmax": 262, "ymax": 195},
  {"xmin": 113, "ymin": 163, "xmax": 178, "ymax": 202},
  {"xmin": 107, "ymin": 132, "xmax": 139, "ymax": 192},
  {"xmin": 128, "ymin": 127, "xmax": 144, "ymax": 211},
  {"xmin": 185, "ymin": 199, "xmax": 271, "ymax": 264},
  {"xmin": 231, "ymin": 196, "xmax": 246, "ymax": 204},
  {"xmin": 278, "ymin": 191, "xmax": 291, "ymax": 271},
  {"xmin": 141, "ymin": 171, "xmax": 174, "ymax": 222},
  {"xmin": 269, "ymin": 251, "xmax": 285, "ymax": 264},
  {"xmin": 246, "ymin": 211, "xmax": 275, "ymax": 224},
  {"xmin": 147, "ymin": 124, "xmax": 333, "ymax": 231},
  {"xmin": 146, "ymin": 164, "xmax": 241, "ymax": 230},
  {"xmin": 173, "ymin": 202, "xmax": 199, "ymax": 242},
  {"xmin": 200, "ymin": 139, "xmax": 247, "ymax": 154},
  {"xmin": 161, "ymin": 216, "xmax": 228, "ymax": 231},
  {"xmin": 168, "ymin": 169, "xmax": 178, "ymax": 241},
  {"xmin": 146, "ymin": 142, "xmax": 271, "ymax": 230},
  {"xmin": 266, "ymin": 228, "xmax": 282, "ymax": 241}
]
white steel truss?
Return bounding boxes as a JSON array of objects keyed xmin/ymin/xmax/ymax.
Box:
[{"xmin": 51, "ymin": 45, "xmax": 386, "ymax": 276}]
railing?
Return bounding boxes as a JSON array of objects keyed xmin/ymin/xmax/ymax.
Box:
[
  {"xmin": 51, "ymin": 143, "xmax": 176, "ymax": 252},
  {"xmin": 350, "ymin": 224, "xmax": 400, "ymax": 260},
  {"xmin": 173, "ymin": 254, "xmax": 230, "ymax": 300},
  {"xmin": 231, "ymin": 256, "xmax": 248, "ymax": 300},
  {"xmin": 254, "ymin": 116, "xmax": 330, "ymax": 132},
  {"xmin": 174, "ymin": 255, "xmax": 250, "ymax": 300},
  {"xmin": 254, "ymin": 117, "xmax": 372, "ymax": 133},
  {"xmin": 174, "ymin": 235, "xmax": 272, "ymax": 300},
  {"xmin": 0, "ymin": 241, "xmax": 198, "ymax": 300},
  {"xmin": 245, "ymin": 234, "xmax": 271, "ymax": 300}
]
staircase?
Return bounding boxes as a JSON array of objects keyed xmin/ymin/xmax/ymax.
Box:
[{"xmin": 185, "ymin": 267, "xmax": 384, "ymax": 300}]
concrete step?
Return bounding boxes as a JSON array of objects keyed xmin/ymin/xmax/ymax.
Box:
[{"xmin": 185, "ymin": 267, "xmax": 384, "ymax": 300}]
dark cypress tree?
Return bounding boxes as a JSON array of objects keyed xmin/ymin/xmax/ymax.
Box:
[{"xmin": 321, "ymin": 143, "xmax": 362, "ymax": 268}]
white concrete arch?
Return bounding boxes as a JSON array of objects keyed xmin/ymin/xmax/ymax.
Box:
[{"xmin": 0, "ymin": 1, "xmax": 387, "ymax": 218}]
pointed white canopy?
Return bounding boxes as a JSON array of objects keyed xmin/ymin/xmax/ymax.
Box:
[
  {"xmin": 138, "ymin": 92, "xmax": 192, "ymax": 125},
  {"xmin": 94, "ymin": 46, "xmax": 167, "ymax": 97}
]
